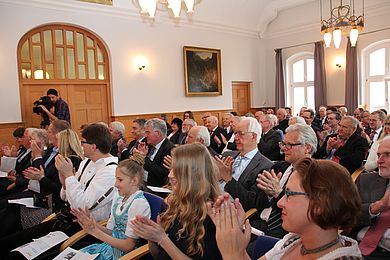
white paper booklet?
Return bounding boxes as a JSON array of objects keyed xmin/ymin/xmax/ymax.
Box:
[
  {"xmin": 147, "ymin": 185, "xmax": 171, "ymax": 193},
  {"xmin": 53, "ymin": 247, "xmax": 99, "ymax": 260},
  {"xmin": 8, "ymin": 197, "xmax": 39, "ymax": 208},
  {"xmin": 12, "ymin": 231, "xmax": 69, "ymax": 260},
  {"xmin": 0, "ymin": 156, "xmax": 17, "ymax": 176}
]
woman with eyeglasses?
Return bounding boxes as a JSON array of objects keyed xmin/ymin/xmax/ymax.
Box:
[
  {"xmin": 364, "ymin": 114, "xmax": 390, "ymax": 171},
  {"xmin": 208, "ymin": 158, "xmax": 362, "ymax": 260}
]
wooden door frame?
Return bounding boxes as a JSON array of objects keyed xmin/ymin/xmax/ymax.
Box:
[{"xmin": 17, "ymin": 23, "xmax": 112, "ymax": 126}]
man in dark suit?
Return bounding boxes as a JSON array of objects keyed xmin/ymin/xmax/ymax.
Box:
[
  {"xmin": 178, "ymin": 118, "xmax": 196, "ymax": 145},
  {"xmin": 0, "ymin": 128, "xmax": 32, "ymax": 196},
  {"xmin": 314, "ymin": 116, "xmax": 368, "ymax": 174},
  {"xmin": 133, "ymin": 118, "xmax": 174, "ymax": 187},
  {"xmin": 118, "ymin": 118, "xmax": 146, "ymax": 161},
  {"xmin": 206, "ymin": 115, "xmax": 225, "ymax": 154},
  {"xmin": 108, "ymin": 121, "xmax": 125, "ymax": 157},
  {"xmin": 353, "ymin": 136, "xmax": 390, "ymax": 258},
  {"xmin": 258, "ymin": 114, "xmax": 283, "ymax": 161},
  {"xmin": 222, "ymin": 112, "xmax": 234, "ymax": 140},
  {"xmin": 254, "ymin": 123, "xmax": 318, "ymax": 238},
  {"xmin": 219, "ymin": 117, "xmax": 273, "ymax": 211},
  {"xmin": 276, "ymin": 108, "xmax": 289, "ymax": 134}
]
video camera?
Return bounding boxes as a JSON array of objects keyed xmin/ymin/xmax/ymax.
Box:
[{"xmin": 32, "ymin": 96, "xmax": 53, "ymax": 128}]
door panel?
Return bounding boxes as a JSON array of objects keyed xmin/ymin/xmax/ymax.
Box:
[
  {"xmin": 21, "ymin": 84, "xmax": 109, "ymax": 132},
  {"xmin": 232, "ymin": 82, "xmax": 251, "ymax": 116}
]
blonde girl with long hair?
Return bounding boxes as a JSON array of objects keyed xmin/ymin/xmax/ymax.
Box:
[{"xmin": 131, "ymin": 143, "xmax": 222, "ymax": 259}]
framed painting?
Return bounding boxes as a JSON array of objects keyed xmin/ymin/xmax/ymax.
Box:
[{"xmin": 183, "ymin": 46, "xmax": 222, "ymax": 96}]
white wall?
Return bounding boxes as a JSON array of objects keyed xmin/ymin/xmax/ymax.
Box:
[
  {"xmin": 262, "ymin": 0, "xmax": 390, "ymax": 110},
  {"xmin": 0, "ymin": 0, "xmax": 262, "ymax": 123}
]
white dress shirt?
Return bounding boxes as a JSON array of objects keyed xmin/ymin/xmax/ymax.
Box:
[{"xmin": 60, "ymin": 156, "xmax": 118, "ymax": 221}]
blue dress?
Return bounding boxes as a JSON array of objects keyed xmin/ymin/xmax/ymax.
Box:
[{"xmin": 80, "ymin": 191, "xmax": 148, "ymax": 260}]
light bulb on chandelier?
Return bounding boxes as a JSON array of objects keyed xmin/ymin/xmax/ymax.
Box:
[
  {"xmin": 319, "ymin": 0, "xmax": 364, "ymax": 48},
  {"xmin": 136, "ymin": 0, "xmax": 198, "ymax": 19}
]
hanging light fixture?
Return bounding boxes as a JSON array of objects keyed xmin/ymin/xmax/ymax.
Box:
[
  {"xmin": 136, "ymin": 0, "xmax": 197, "ymax": 18},
  {"xmin": 320, "ymin": 0, "xmax": 364, "ymax": 48}
]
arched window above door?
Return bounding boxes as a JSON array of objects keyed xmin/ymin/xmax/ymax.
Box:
[{"xmin": 18, "ymin": 24, "xmax": 108, "ymax": 81}]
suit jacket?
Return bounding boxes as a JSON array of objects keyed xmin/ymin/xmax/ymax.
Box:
[
  {"xmin": 223, "ymin": 150, "xmax": 274, "ymax": 211},
  {"xmin": 258, "ymin": 129, "xmax": 283, "ymax": 161},
  {"xmin": 210, "ymin": 127, "xmax": 225, "ymax": 154},
  {"xmin": 223, "ymin": 127, "xmax": 233, "ymax": 140},
  {"xmin": 277, "ymin": 119, "xmax": 289, "ymax": 134},
  {"xmin": 120, "ymin": 137, "xmax": 147, "ymax": 161},
  {"xmin": 168, "ymin": 130, "xmax": 185, "ymax": 145},
  {"xmin": 110, "ymin": 136, "xmax": 123, "ymax": 157},
  {"xmin": 355, "ymin": 171, "xmax": 388, "ymax": 228},
  {"xmin": 178, "ymin": 133, "xmax": 187, "ymax": 145},
  {"xmin": 314, "ymin": 131, "xmax": 368, "ymax": 174},
  {"xmin": 145, "ymin": 138, "xmax": 175, "ymax": 187}
]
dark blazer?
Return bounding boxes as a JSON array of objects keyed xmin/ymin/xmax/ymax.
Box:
[
  {"xmin": 210, "ymin": 127, "xmax": 225, "ymax": 154},
  {"xmin": 355, "ymin": 171, "xmax": 388, "ymax": 228},
  {"xmin": 314, "ymin": 131, "xmax": 368, "ymax": 173},
  {"xmin": 178, "ymin": 133, "xmax": 187, "ymax": 145},
  {"xmin": 258, "ymin": 129, "xmax": 283, "ymax": 161},
  {"xmin": 168, "ymin": 130, "xmax": 185, "ymax": 145},
  {"xmin": 145, "ymin": 138, "xmax": 175, "ymax": 187},
  {"xmin": 223, "ymin": 127, "xmax": 233, "ymax": 140},
  {"xmin": 110, "ymin": 136, "xmax": 123, "ymax": 157},
  {"xmin": 120, "ymin": 137, "xmax": 147, "ymax": 161},
  {"xmin": 223, "ymin": 150, "xmax": 274, "ymax": 211},
  {"xmin": 277, "ymin": 119, "xmax": 289, "ymax": 134}
]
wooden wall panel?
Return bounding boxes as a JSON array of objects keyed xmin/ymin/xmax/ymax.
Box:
[{"xmin": 0, "ymin": 122, "xmax": 25, "ymax": 149}]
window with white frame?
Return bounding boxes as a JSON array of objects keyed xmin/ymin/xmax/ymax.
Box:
[
  {"xmin": 362, "ymin": 40, "xmax": 390, "ymax": 112},
  {"xmin": 286, "ymin": 53, "xmax": 315, "ymax": 116}
]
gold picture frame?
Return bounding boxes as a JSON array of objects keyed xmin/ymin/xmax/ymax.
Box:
[{"xmin": 183, "ymin": 46, "xmax": 222, "ymax": 96}]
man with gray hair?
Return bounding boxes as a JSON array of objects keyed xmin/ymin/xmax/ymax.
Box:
[
  {"xmin": 108, "ymin": 121, "xmax": 125, "ymax": 157},
  {"xmin": 218, "ymin": 117, "xmax": 273, "ymax": 211},
  {"xmin": 186, "ymin": 126, "xmax": 218, "ymax": 156},
  {"xmin": 314, "ymin": 116, "xmax": 368, "ymax": 173},
  {"xmin": 179, "ymin": 118, "xmax": 197, "ymax": 145},
  {"xmin": 133, "ymin": 118, "xmax": 174, "ymax": 187},
  {"xmin": 254, "ymin": 123, "xmax": 318, "ymax": 238},
  {"xmin": 206, "ymin": 115, "xmax": 225, "ymax": 154},
  {"xmin": 258, "ymin": 114, "xmax": 283, "ymax": 161}
]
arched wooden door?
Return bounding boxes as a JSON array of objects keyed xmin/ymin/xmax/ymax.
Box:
[{"xmin": 17, "ymin": 24, "xmax": 111, "ymax": 130}]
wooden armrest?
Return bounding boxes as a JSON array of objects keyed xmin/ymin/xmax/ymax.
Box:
[
  {"xmin": 351, "ymin": 167, "xmax": 364, "ymax": 183},
  {"xmin": 41, "ymin": 213, "xmax": 56, "ymax": 223},
  {"xmin": 119, "ymin": 244, "xmax": 150, "ymax": 260},
  {"xmin": 60, "ymin": 219, "xmax": 108, "ymax": 252},
  {"xmin": 245, "ymin": 208, "xmax": 257, "ymax": 220}
]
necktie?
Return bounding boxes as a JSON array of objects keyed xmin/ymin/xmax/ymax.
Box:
[
  {"xmin": 359, "ymin": 209, "xmax": 390, "ymax": 255},
  {"xmin": 147, "ymin": 146, "xmax": 156, "ymax": 159},
  {"xmin": 369, "ymin": 131, "xmax": 377, "ymax": 141},
  {"xmin": 267, "ymin": 166, "xmax": 293, "ymax": 231},
  {"xmin": 331, "ymin": 139, "xmax": 345, "ymax": 164}
]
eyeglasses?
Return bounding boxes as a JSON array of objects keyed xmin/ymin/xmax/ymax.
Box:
[
  {"xmin": 235, "ymin": 131, "xmax": 255, "ymax": 137},
  {"xmin": 284, "ymin": 189, "xmax": 309, "ymax": 201},
  {"xmin": 279, "ymin": 141, "xmax": 303, "ymax": 150},
  {"xmin": 377, "ymin": 152, "xmax": 390, "ymax": 159}
]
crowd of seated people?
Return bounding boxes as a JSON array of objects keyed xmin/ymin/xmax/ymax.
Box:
[{"xmin": 0, "ymin": 105, "xmax": 390, "ymax": 259}]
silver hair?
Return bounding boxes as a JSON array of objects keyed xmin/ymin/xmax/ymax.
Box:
[
  {"xmin": 196, "ymin": 126, "xmax": 210, "ymax": 147},
  {"xmin": 185, "ymin": 118, "xmax": 197, "ymax": 127},
  {"xmin": 288, "ymin": 116, "xmax": 306, "ymax": 125},
  {"xmin": 145, "ymin": 118, "xmax": 167, "ymax": 137},
  {"xmin": 242, "ymin": 117, "xmax": 262, "ymax": 143},
  {"xmin": 342, "ymin": 116, "xmax": 358, "ymax": 128},
  {"xmin": 265, "ymin": 114, "xmax": 278, "ymax": 127},
  {"xmin": 109, "ymin": 121, "xmax": 125, "ymax": 136},
  {"xmin": 285, "ymin": 123, "xmax": 318, "ymax": 155}
]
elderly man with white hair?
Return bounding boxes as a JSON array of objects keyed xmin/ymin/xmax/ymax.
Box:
[
  {"xmin": 206, "ymin": 115, "xmax": 226, "ymax": 154},
  {"xmin": 258, "ymin": 114, "xmax": 283, "ymax": 161},
  {"xmin": 108, "ymin": 121, "xmax": 125, "ymax": 157},
  {"xmin": 218, "ymin": 117, "xmax": 273, "ymax": 211},
  {"xmin": 179, "ymin": 118, "xmax": 197, "ymax": 145}
]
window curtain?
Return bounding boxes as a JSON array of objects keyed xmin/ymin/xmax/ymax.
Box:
[
  {"xmin": 314, "ymin": 41, "xmax": 327, "ymax": 110},
  {"xmin": 345, "ymin": 38, "xmax": 358, "ymax": 113},
  {"xmin": 275, "ymin": 49, "xmax": 285, "ymax": 108}
]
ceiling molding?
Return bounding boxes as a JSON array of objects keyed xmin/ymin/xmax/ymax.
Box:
[
  {"xmin": 0, "ymin": 0, "xmax": 259, "ymax": 39},
  {"xmin": 261, "ymin": 1, "xmax": 390, "ymax": 40},
  {"xmin": 257, "ymin": 0, "xmax": 316, "ymax": 37}
]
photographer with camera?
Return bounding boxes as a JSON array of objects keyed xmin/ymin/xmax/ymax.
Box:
[{"xmin": 38, "ymin": 89, "xmax": 70, "ymax": 125}]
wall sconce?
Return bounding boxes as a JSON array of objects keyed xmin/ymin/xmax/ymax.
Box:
[
  {"xmin": 134, "ymin": 56, "xmax": 148, "ymax": 71},
  {"xmin": 335, "ymin": 56, "xmax": 343, "ymax": 69}
]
